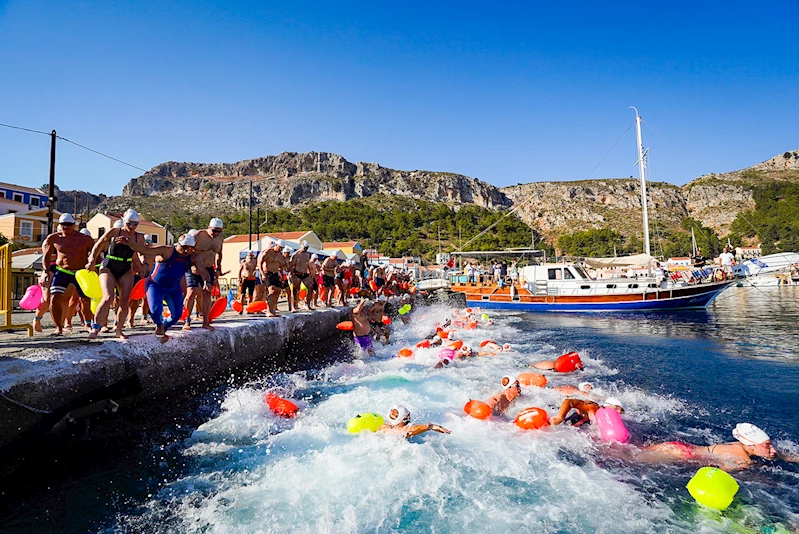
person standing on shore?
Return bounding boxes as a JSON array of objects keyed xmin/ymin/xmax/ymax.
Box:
[
  {"xmin": 719, "ymin": 246, "xmax": 735, "ymax": 278},
  {"xmin": 238, "ymin": 252, "xmax": 258, "ymax": 311},
  {"xmin": 41, "ymin": 214, "xmax": 95, "ymax": 336},
  {"xmin": 290, "ymin": 241, "xmax": 314, "ymax": 310},
  {"xmin": 321, "ymin": 254, "xmax": 338, "ymax": 307},
  {"xmin": 184, "ymin": 218, "xmax": 223, "ymax": 331},
  {"xmin": 86, "ymin": 209, "xmax": 143, "ymax": 340},
  {"xmin": 308, "ymin": 254, "xmax": 321, "ymax": 307},
  {"xmin": 257, "ymin": 240, "xmax": 288, "ymax": 317},
  {"xmin": 118, "ymin": 233, "xmax": 211, "ymax": 343}
]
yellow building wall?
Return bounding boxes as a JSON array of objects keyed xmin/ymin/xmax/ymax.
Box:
[{"xmin": 0, "ymin": 217, "xmax": 15, "ymax": 239}]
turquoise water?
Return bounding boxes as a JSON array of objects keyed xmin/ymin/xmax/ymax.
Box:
[{"xmin": 4, "ymin": 286, "xmax": 799, "ymax": 533}]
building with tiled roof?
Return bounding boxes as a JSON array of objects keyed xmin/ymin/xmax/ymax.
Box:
[{"xmin": 322, "ymin": 241, "xmax": 363, "ymax": 255}]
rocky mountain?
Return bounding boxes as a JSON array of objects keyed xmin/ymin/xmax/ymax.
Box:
[
  {"xmin": 104, "ymin": 149, "xmax": 799, "ymax": 242},
  {"xmin": 120, "ymin": 152, "xmax": 510, "ymax": 211}
]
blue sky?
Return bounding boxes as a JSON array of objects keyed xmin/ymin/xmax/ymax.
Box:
[{"xmin": 1, "ymin": 1, "xmax": 797, "ymax": 196}]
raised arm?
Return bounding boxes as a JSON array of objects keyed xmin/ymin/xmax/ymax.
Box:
[
  {"xmin": 115, "ymin": 235, "xmax": 171, "ymax": 257},
  {"xmin": 87, "ymin": 228, "xmax": 118, "ymax": 269},
  {"xmin": 353, "ymin": 298, "xmax": 367, "ymax": 314},
  {"xmin": 403, "ymin": 423, "xmax": 451, "ymax": 438}
]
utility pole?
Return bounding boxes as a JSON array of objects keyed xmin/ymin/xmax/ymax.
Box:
[
  {"xmin": 47, "ymin": 130, "xmax": 57, "ymax": 234},
  {"xmin": 248, "ymin": 180, "xmax": 253, "ymax": 251}
]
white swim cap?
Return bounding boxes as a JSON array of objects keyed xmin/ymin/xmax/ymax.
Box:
[
  {"xmin": 301, "ymin": 240, "xmax": 309, "ymax": 248},
  {"xmin": 283, "ymin": 247, "xmax": 293, "ymax": 254},
  {"xmin": 578, "ymin": 382, "xmax": 593, "ymax": 393},
  {"xmin": 80, "ymin": 228, "xmax": 92, "ymax": 236},
  {"xmin": 440, "ymin": 357, "xmax": 451, "ymax": 367},
  {"xmin": 733, "ymin": 423, "xmax": 771, "ymax": 446},
  {"xmin": 388, "ymin": 405, "xmax": 410, "ymax": 426},
  {"xmin": 58, "ymin": 213, "xmax": 76, "ymax": 224},
  {"xmin": 460, "ymin": 344, "xmax": 471, "ymax": 353},
  {"xmin": 276, "ymin": 239, "xmax": 285, "ymax": 247},
  {"xmin": 603, "ymin": 397, "xmax": 624, "ymax": 411},
  {"xmin": 178, "ymin": 234, "xmax": 196, "ymax": 247},
  {"xmin": 113, "ymin": 220, "xmax": 124, "ymax": 229},
  {"xmin": 503, "ymin": 343, "xmax": 511, "ymax": 351},
  {"xmin": 311, "ymin": 253, "xmax": 319, "ymax": 260},
  {"xmin": 123, "ymin": 209, "xmax": 140, "ymax": 223},
  {"xmin": 501, "ymin": 375, "xmax": 519, "ymax": 390},
  {"xmin": 209, "ymin": 217, "xmax": 223, "ymax": 229}
]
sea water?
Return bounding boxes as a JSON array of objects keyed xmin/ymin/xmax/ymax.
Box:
[{"xmin": 4, "ymin": 286, "xmax": 799, "ymax": 533}]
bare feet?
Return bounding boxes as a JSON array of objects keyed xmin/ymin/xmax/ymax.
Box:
[
  {"xmin": 265, "ymin": 312, "xmax": 280, "ymax": 318},
  {"xmin": 65, "ymin": 325, "xmax": 73, "ymax": 333},
  {"xmin": 115, "ymin": 330, "xmax": 128, "ymax": 340},
  {"xmin": 159, "ymin": 334, "xmax": 169, "ymax": 344},
  {"xmin": 100, "ymin": 326, "xmax": 110, "ymax": 333},
  {"xmin": 88, "ymin": 329, "xmax": 100, "ymax": 340},
  {"xmin": 51, "ymin": 328, "xmax": 63, "ymax": 336},
  {"xmin": 182, "ymin": 322, "xmax": 192, "ymax": 331},
  {"xmin": 33, "ymin": 320, "xmax": 43, "ymax": 333},
  {"xmin": 155, "ymin": 325, "xmax": 168, "ymax": 343},
  {"xmin": 202, "ymin": 324, "xmax": 215, "ymax": 332}
]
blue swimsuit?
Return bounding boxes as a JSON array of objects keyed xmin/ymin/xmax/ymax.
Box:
[{"xmin": 147, "ymin": 248, "xmax": 193, "ymax": 332}]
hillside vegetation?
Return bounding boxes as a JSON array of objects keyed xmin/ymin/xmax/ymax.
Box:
[{"xmin": 112, "ymin": 195, "xmax": 549, "ymax": 260}]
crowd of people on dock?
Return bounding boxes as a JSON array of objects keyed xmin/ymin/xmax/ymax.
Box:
[
  {"xmin": 343, "ymin": 305, "xmax": 798, "ymax": 478},
  {"xmin": 28, "ymin": 211, "xmax": 414, "ymax": 343}
]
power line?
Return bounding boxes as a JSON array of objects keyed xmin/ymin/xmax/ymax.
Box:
[{"xmin": 0, "ymin": 121, "xmax": 148, "ymax": 173}]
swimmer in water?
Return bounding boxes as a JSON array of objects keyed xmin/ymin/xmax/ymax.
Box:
[
  {"xmin": 378, "ymin": 405, "xmax": 451, "ymax": 438},
  {"xmin": 478, "ymin": 342, "xmax": 511, "ymax": 357},
  {"xmin": 486, "ymin": 376, "xmax": 522, "ymax": 414},
  {"xmin": 550, "ymin": 396, "xmax": 624, "ymax": 427},
  {"xmin": 634, "ymin": 423, "xmax": 799, "ymax": 471},
  {"xmin": 351, "ymin": 298, "xmax": 374, "ymax": 356},
  {"xmin": 455, "ymin": 344, "xmax": 473, "ymax": 358},
  {"xmin": 552, "ymin": 382, "xmax": 594, "ymax": 396}
]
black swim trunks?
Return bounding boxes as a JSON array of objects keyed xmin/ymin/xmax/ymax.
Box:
[
  {"xmin": 267, "ymin": 271, "xmax": 282, "ymax": 288},
  {"xmin": 186, "ymin": 267, "xmax": 215, "ymax": 288},
  {"xmin": 241, "ymin": 278, "xmax": 256, "ymax": 297},
  {"xmin": 323, "ymin": 275, "xmax": 335, "ymax": 288},
  {"xmin": 50, "ymin": 267, "xmax": 87, "ymax": 297}
]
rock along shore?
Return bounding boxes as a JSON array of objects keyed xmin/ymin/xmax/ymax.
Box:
[{"xmin": 0, "ymin": 307, "xmax": 351, "ymax": 454}]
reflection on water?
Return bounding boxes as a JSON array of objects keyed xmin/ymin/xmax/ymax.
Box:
[{"xmin": 521, "ymin": 286, "xmax": 799, "ymax": 362}]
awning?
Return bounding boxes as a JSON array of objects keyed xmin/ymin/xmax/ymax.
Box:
[{"xmin": 583, "ymin": 253, "xmax": 656, "ymax": 268}]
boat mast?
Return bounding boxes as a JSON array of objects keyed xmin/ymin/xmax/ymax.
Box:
[{"xmin": 631, "ymin": 107, "xmax": 651, "ymax": 256}]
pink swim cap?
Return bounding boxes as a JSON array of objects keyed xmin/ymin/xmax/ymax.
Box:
[{"xmin": 438, "ymin": 348, "xmax": 455, "ymax": 361}]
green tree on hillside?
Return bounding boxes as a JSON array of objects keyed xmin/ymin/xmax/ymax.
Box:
[{"xmin": 730, "ymin": 183, "xmax": 799, "ymax": 254}]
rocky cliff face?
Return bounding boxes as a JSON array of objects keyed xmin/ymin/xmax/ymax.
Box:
[
  {"xmin": 501, "ymin": 179, "xmax": 688, "ymax": 241},
  {"xmin": 122, "ymin": 152, "xmax": 511, "ymax": 211},
  {"xmin": 110, "ymin": 149, "xmax": 799, "ymax": 240}
]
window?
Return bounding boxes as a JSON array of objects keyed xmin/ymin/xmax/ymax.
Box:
[
  {"xmin": 564, "ymin": 269, "xmax": 575, "ymax": 280},
  {"xmin": 548, "ymin": 268, "xmax": 563, "ymax": 280},
  {"xmin": 151, "ymin": 233, "xmax": 158, "ymax": 244},
  {"xmin": 13, "ymin": 193, "xmax": 23, "ymax": 203},
  {"xmin": 20, "ymin": 220, "xmax": 33, "ymax": 239},
  {"xmin": 98, "ymin": 227, "xmax": 106, "ymax": 238},
  {"xmin": 30, "ymin": 197, "xmax": 40, "ymax": 207}
]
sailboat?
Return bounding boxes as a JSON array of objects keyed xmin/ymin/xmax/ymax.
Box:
[{"xmin": 433, "ymin": 108, "xmax": 735, "ymax": 311}]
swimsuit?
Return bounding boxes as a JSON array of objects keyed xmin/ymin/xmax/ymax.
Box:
[
  {"xmin": 50, "ymin": 266, "xmax": 87, "ymax": 297},
  {"xmin": 323, "ymin": 275, "xmax": 335, "ymax": 288},
  {"xmin": 354, "ymin": 334, "xmax": 373, "ymax": 349},
  {"xmin": 564, "ymin": 411, "xmax": 590, "ymax": 427},
  {"xmin": 186, "ymin": 266, "xmax": 215, "ymax": 288},
  {"xmin": 375, "ymin": 277, "xmax": 385, "ymax": 288},
  {"xmin": 241, "ymin": 278, "xmax": 256, "ymax": 297},
  {"xmin": 147, "ymin": 248, "xmax": 193, "ymax": 332},
  {"xmin": 102, "ymin": 233, "xmax": 137, "ymax": 280},
  {"xmin": 266, "ymin": 271, "xmax": 282, "ymax": 288}
]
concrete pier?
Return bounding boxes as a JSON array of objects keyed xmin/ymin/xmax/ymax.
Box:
[{"xmin": 0, "ymin": 307, "xmax": 351, "ymax": 453}]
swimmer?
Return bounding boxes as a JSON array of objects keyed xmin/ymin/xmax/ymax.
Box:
[
  {"xmin": 351, "ymin": 298, "xmax": 374, "ymax": 356},
  {"xmin": 550, "ymin": 396, "xmax": 624, "ymax": 427},
  {"xmin": 184, "ymin": 218, "xmax": 224, "ymax": 331},
  {"xmin": 552, "ymin": 382, "xmax": 594, "ymax": 396},
  {"xmin": 635, "ymin": 423, "xmax": 799, "ymax": 472},
  {"xmin": 529, "ymin": 352, "xmax": 584, "ymax": 372},
  {"xmin": 478, "ymin": 342, "xmax": 511, "ymax": 357},
  {"xmin": 485, "ymin": 376, "xmax": 522, "ymax": 414},
  {"xmin": 368, "ymin": 295, "xmax": 390, "ymax": 344},
  {"xmin": 455, "ymin": 344, "xmax": 473, "ymax": 358},
  {"xmin": 378, "ymin": 405, "xmax": 451, "ymax": 438},
  {"xmin": 434, "ymin": 355, "xmax": 452, "ymax": 369}
]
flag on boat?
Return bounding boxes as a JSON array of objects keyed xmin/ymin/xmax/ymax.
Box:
[{"xmin": 751, "ymin": 258, "xmax": 768, "ymax": 268}]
